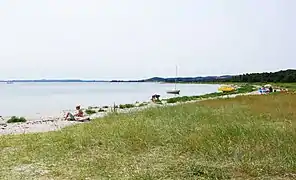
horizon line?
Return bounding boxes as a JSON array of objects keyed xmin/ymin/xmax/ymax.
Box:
[
  {"xmin": 0, "ymin": 75, "xmax": 232, "ymax": 82},
  {"xmin": 1, "ymin": 68, "xmax": 295, "ymax": 82}
]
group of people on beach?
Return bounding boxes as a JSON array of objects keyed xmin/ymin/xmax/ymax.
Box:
[{"xmin": 259, "ymin": 86, "xmax": 273, "ymax": 94}]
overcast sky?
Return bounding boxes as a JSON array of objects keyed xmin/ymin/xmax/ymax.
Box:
[{"xmin": 0, "ymin": 0, "xmax": 295, "ymax": 80}]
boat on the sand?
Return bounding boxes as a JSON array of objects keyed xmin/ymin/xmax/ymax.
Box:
[{"xmin": 218, "ymin": 85, "xmax": 235, "ymax": 92}]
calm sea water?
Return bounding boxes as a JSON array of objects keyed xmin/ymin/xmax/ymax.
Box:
[{"xmin": 0, "ymin": 82, "xmax": 220, "ymax": 118}]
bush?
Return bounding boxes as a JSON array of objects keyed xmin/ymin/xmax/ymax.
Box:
[
  {"xmin": 85, "ymin": 109, "xmax": 97, "ymax": 115},
  {"xmin": 88, "ymin": 106, "xmax": 99, "ymax": 109},
  {"xmin": 102, "ymin": 106, "xmax": 109, "ymax": 109},
  {"xmin": 166, "ymin": 98, "xmax": 177, "ymax": 104},
  {"xmin": 138, "ymin": 102, "xmax": 148, "ymax": 107},
  {"xmin": 7, "ymin": 116, "xmax": 27, "ymax": 123},
  {"xmin": 119, "ymin": 104, "xmax": 135, "ymax": 109},
  {"xmin": 98, "ymin": 108, "xmax": 106, "ymax": 112}
]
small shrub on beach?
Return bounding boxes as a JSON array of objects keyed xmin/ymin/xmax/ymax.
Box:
[
  {"xmin": 102, "ymin": 106, "xmax": 109, "ymax": 109},
  {"xmin": 7, "ymin": 116, "xmax": 26, "ymax": 123},
  {"xmin": 98, "ymin": 108, "xmax": 106, "ymax": 112},
  {"xmin": 138, "ymin": 102, "xmax": 148, "ymax": 107},
  {"xmin": 119, "ymin": 104, "xmax": 135, "ymax": 109},
  {"xmin": 88, "ymin": 106, "xmax": 99, "ymax": 109},
  {"xmin": 85, "ymin": 109, "xmax": 97, "ymax": 115}
]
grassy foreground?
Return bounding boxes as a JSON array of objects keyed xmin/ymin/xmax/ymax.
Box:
[{"xmin": 1, "ymin": 93, "xmax": 296, "ymax": 179}]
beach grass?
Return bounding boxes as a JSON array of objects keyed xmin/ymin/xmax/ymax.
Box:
[{"xmin": 0, "ymin": 93, "xmax": 296, "ymax": 179}]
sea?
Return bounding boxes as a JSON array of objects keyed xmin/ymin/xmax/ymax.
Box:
[{"xmin": 0, "ymin": 82, "xmax": 220, "ymax": 118}]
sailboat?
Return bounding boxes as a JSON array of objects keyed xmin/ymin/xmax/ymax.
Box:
[{"xmin": 166, "ymin": 66, "xmax": 180, "ymax": 94}]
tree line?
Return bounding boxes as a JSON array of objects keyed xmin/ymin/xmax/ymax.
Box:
[
  {"xmin": 145, "ymin": 69, "xmax": 296, "ymax": 83},
  {"xmin": 217, "ymin": 69, "xmax": 296, "ymax": 83}
]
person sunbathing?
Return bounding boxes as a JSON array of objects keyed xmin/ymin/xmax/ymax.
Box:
[{"xmin": 65, "ymin": 105, "xmax": 84, "ymax": 121}]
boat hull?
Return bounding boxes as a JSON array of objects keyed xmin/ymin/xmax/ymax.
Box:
[
  {"xmin": 166, "ymin": 90, "xmax": 180, "ymax": 94},
  {"xmin": 218, "ymin": 86, "xmax": 235, "ymax": 92}
]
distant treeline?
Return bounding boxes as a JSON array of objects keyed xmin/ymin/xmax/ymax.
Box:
[
  {"xmin": 219, "ymin": 69, "xmax": 296, "ymax": 83},
  {"xmin": 142, "ymin": 69, "xmax": 296, "ymax": 83}
]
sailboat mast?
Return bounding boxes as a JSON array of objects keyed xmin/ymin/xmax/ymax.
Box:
[{"xmin": 175, "ymin": 65, "xmax": 177, "ymax": 90}]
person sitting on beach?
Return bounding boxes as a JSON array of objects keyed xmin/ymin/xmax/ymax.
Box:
[
  {"xmin": 65, "ymin": 105, "xmax": 84, "ymax": 121},
  {"xmin": 151, "ymin": 94, "xmax": 160, "ymax": 102}
]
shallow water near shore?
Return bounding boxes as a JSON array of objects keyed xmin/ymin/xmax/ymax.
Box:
[{"xmin": 0, "ymin": 82, "xmax": 220, "ymax": 118}]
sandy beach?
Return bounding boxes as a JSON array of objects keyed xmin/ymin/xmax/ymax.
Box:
[{"xmin": 0, "ymin": 90, "xmax": 261, "ymax": 136}]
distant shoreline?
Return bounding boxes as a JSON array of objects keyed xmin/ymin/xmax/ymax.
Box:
[
  {"xmin": 1, "ymin": 80, "xmax": 107, "ymax": 83},
  {"xmin": 1, "ymin": 69, "xmax": 295, "ymax": 83}
]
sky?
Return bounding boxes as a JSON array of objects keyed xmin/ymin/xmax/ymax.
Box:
[{"xmin": 0, "ymin": 0, "xmax": 295, "ymax": 80}]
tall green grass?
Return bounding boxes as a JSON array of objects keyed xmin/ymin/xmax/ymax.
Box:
[{"xmin": 0, "ymin": 93, "xmax": 295, "ymax": 179}]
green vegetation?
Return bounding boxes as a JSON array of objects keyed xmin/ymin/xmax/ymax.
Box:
[
  {"xmin": 0, "ymin": 93, "xmax": 295, "ymax": 179},
  {"xmin": 98, "ymin": 108, "xmax": 106, "ymax": 112},
  {"xmin": 166, "ymin": 95, "xmax": 200, "ymax": 104},
  {"xmin": 222, "ymin": 69, "xmax": 296, "ymax": 83},
  {"xmin": 273, "ymin": 83, "xmax": 296, "ymax": 90},
  {"xmin": 84, "ymin": 109, "xmax": 97, "ymax": 115},
  {"xmin": 88, "ymin": 106, "xmax": 99, "ymax": 109},
  {"xmin": 138, "ymin": 102, "xmax": 148, "ymax": 107},
  {"xmin": 119, "ymin": 104, "xmax": 135, "ymax": 109},
  {"xmin": 166, "ymin": 84, "xmax": 255, "ymax": 104},
  {"xmin": 234, "ymin": 84, "xmax": 255, "ymax": 93},
  {"xmin": 102, "ymin": 105, "xmax": 109, "ymax": 109},
  {"xmin": 6, "ymin": 116, "xmax": 27, "ymax": 123},
  {"xmin": 155, "ymin": 101, "xmax": 163, "ymax": 105}
]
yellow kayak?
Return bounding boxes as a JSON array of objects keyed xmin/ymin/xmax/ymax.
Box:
[{"xmin": 218, "ymin": 86, "xmax": 235, "ymax": 92}]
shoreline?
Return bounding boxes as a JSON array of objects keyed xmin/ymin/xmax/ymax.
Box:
[{"xmin": 0, "ymin": 85, "xmax": 262, "ymax": 135}]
